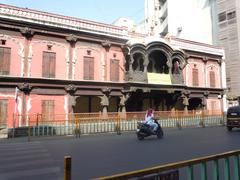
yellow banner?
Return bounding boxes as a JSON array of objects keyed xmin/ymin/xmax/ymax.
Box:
[{"xmin": 147, "ymin": 73, "xmax": 172, "ymax": 85}]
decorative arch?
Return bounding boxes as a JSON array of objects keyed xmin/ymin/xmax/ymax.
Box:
[{"xmin": 124, "ymin": 39, "xmax": 187, "ymax": 84}]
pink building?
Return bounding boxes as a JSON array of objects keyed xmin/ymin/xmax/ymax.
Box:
[{"xmin": 0, "ymin": 4, "xmax": 226, "ymax": 128}]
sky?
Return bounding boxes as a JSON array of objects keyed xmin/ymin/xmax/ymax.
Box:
[{"xmin": 0, "ymin": 0, "xmax": 145, "ymax": 24}]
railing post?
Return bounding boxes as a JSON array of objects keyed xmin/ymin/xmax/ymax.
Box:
[
  {"xmin": 75, "ymin": 118, "xmax": 80, "ymax": 138},
  {"xmin": 12, "ymin": 113, "xmax": 15, "ymax": 138},
  {"xmin": 187, "ymin": 165, "xmax": 194, "ymax": 180},
  {"xmin": 213, "ymin": 159, "xmax": 219, "ymax": 180},
  {"xmin": 28, "ymin": 117, "xmax": 31, "ymax": 142},
  {"xmin": 221, "ymin": 111, "xmax": 225, "ymax": 126},
  {"xmin": 233, "ymin": 155, "xmax": 240, "ymax": 180},
  {"xmin": 64, "ymin": 156, "xmax": 71, "ymax": 180},
  {"xmin": 116, "ymin": 115, "xmax": 121, "ymax": 135},
  {"xmin": 201, "ymin": 162, "xmax": 207, "ymax": 180},
  {"xmin": 224, "ymin": 157, "xmax": 230, "ymax": 180},
  {"xmin": 36, "ymin": 113, "xmax": 39, "ymax": 127},
  {"xmin": 200, "ymin": 110, "xmax": 205, "ymax": 128},
  {"xmin": 176, "ymin": 110, "xmax": 182, "ymax": 130}
]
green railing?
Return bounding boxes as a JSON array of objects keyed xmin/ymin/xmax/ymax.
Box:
[{"xmin": 94, "ymin": 150, "xmax": 240, "ymax": 180}]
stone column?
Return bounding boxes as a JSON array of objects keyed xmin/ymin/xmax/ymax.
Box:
[
  {"xmin": 181, "ymin": 90, "xmax": 190, "ymax": 114},
  {"xmin": 20, "ymin": 27, "xmax": 34, "ymax": 77},
  {"xmin": 100, "ymin": 88, "xmax": 111, "ymax": 117},
  {"xmin": 18, "ymin": 83, "xmax": 32, "ymax": 126},
  {"xmin": 143, "ymin": 54, "xmax": 148, "ymax": 82},
  {"xmin": 183, "ymin": 96, "xmax": 189, "ymax": 113},
  {"xmin": 66, "ymin": 35, "xmax": 77, "ymax": 80},
  {"xmin": 202, "ymin": 91, "xmax": 209, "ymax": 111},
  {"xmin": 65, "ymin": 84, "xmax": 77, "ymax": 128},
  {"xmin": 128, "ymin": 55, "xmax": 134, "ymax": 81},
  {"xmin": 203, "ymin": 56, "xmax": 208, "ymax": 87},
  {"xmin": 65, "ymin": 84, "xmax": 77, "ymax": 113},
  {"xmin": 101, "ymin": 41, "xmax": 111, "ymax": 81},
  {"xmin": 119, "ymin": 90, "xmax": 131, "ymax": 113}
]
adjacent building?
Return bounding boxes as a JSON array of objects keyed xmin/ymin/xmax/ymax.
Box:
[
  {"xmin": 144, "ymin": 0, "xmax": 240, "ymax": 106},
  {"xmin": 215, "ymin": 0, "xmax": 240, "ymax": 105},
  {"xmin": 144, "ymin": 0, "xmax": 216, "ymax": 44},
  {"xmin": 0, "ymin": 4, "xmax": 226, "ymax": 129}
]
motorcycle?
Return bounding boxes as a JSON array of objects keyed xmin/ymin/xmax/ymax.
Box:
[{"xmin": 136, "ymin": 119, "xmax": 163, "ymax": 140}]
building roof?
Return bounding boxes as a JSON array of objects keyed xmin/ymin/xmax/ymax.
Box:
[
  {"xmin": 0, "ymin": 3, "xmax": 128, "ymax": 39},
  {"xmin": 0, "ymin": 3, "xmax": 225, "ymax": 57}
]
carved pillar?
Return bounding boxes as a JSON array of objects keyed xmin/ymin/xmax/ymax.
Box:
[
  {"xmin": 119, "ymin": 90, "xmax": 131, "ymax": 113},
  {"xmin": 128, "ymin": 55, "xmax": 134, "ymax": 81},
  {"xmin": 20, "ymin": 27, "xmax": 34, "ymax": 77},
  {"xmin": 217, "ymin": 59, "xmax": 223, "ymax": 89},
  {"xmin": 100, "ymin": 88, "xmax": 111, "ymax": 117},
  {"xmin": 183, "ymin": 96, "xmax": 189, "ymax": 113},
  {"xmin": 181, "ymin": 90, "xmax": 190, "ymax": 114},
  {"xmin": 18, "ymin": 83, "xmax": 32, "ymax": 126},
  {"xmin": 66, "ymin": 35, "xmax": 77, "ymax": 80},
  {"xmin": 143, "ymin": 54, "xmax": 148, "ymax": 82},
  {"xmin": 101, "ymin": 41, "xmax": 111, "ymax": 81},
  {"xmin": 203, "ymin": 56, "xmax": 208, "ymax": 87},
  {"xmin": 65, "ymin": 84, "xmax": 77, "ymax": 113},
  {"xmin": 202, "ymin": 91, "xmax": 209, "ymax": 110}
]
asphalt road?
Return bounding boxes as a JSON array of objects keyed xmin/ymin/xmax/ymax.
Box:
[{"xmin": 1, "ymin": 126, "xmax": 240, "ymax": 180}]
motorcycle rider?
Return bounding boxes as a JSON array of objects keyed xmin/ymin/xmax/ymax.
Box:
[{"xmin": 144, "ymin": 109, "xmax": 158, "ymax": 132}]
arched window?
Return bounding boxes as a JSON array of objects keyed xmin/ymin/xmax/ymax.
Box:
[
  {"xmin": 83, "ymin": 56, "xmax": 94, "ymax": 80},
  {"xmin": 132, "ymin": 53, "xmax": 144, "ymax": 72},
  {"xmin": 110, "ymin": 59, "xmax": 119, "ymax": 81},
  {"xmin": 192, "ymin": 68, "xmax": 199, "ymax": 86},
  {"xmin": 42, "ymin": 51, "xmax": 56, "ymax": 78},
  {"xmin": 209, "ymin": 71, "xmax": 215, "ymax": 87}
]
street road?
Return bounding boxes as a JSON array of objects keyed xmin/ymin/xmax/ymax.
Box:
[{"xmin": 0, "ymin": 126, "xmax": 240, "ymax": 180}]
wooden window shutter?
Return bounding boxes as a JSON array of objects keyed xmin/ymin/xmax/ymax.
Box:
[
  {"xmin": 41, "ymin": 100, "xmax": 47, "ymax": 122},
  {"xmin": 42, "ymin": 52, "xmax": 48, "ymax": 77},
  {"xmin": 192, "ymin": 68, "xmax": 199, "ymax": 86},
  {"xmin": 210, "ymin": 71, "xmax": 215, "ymax": 87},
  {"xmin": 110, "ymin": 59, "xmax": 119, "ymax": 81},
  {"xmin": 41, "ymin": 100, "xmax": 54, "ymax": 122},
  {"xmin": 42, "ymin": 52, "xmax": 56, "ymax": 78},
  {"xmin": 0, "ymin": 99, "xmax": 8, "ymax": 128},
  {"xmin": 0, "ymin": 47, "xmax": 11, "ymax": 75},
  {"xmin": 211, "ymin": 101, "xmax": 217, "ymax": 114},
  {"xmin": 49, "ymin": 52, "xmax": 56, "ymax": 78},
  {"xmin": 84, "ymin": 57, "xmax": 94, "ymax": 80}
]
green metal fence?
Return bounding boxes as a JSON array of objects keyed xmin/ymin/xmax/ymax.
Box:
[{"xmin": 94, "ymin": 150, "xmax": 240, "ymax": 180}]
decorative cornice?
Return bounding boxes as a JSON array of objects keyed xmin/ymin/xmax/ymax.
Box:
[
  {"xmin": 66, "ymin": 34, "xmax": 77, "ymax": 45},
  {"xmin": 0, "ymin": 4, "xmax": 128, "ymax": 39},
  {"xmin": 101, "ymin": 40, "xmax": 111, "ymax": 50},
  {"xmin": 170, "ymin": 37, "xmax": 225, "ymax": 57},
  {"xmin": 18, "ymin": 83, "xmax": 32, "ymax": 94},
  {"xmin": 182, "ymin": 90, "xmax": 191, "ymax": 96},
  {"xmin": 20, "ymin": 27, "xmax": 34, "ymax": 39},
  {"xmin": 202, "ymin": 56, "xmax": 208, "ymax": 63},
  {"xmin": 101, "ymin": 87, "xmax": 111, "ymax": 95},
  {"xmin": 65, "ymin": 84, "xmax": 77, "ymax": 95},
  {"xmin": 203, "ymin": 91, "xmax": 209, "ymax": 97}
]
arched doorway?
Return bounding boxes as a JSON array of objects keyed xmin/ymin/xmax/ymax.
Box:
[
  {"xmin": 188, "ymin": 98, "xmax": 202, "ymax": 110},
  {"xmin": 73, "ymin": 96, "xmax": 101, "ymax": 113},
  {"xmin": 148, "ymin": 50, "xmax": 169, "ymax": 74}
]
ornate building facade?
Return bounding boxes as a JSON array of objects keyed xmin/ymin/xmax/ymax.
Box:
[{"xmin": 0, "ymin": 4, "xmax": 226, "ymax": 128}]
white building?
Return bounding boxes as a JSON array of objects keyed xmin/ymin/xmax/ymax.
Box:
[{"xmin": 144, "ymin": 0, "xmax": 217, "ymax": 44}]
